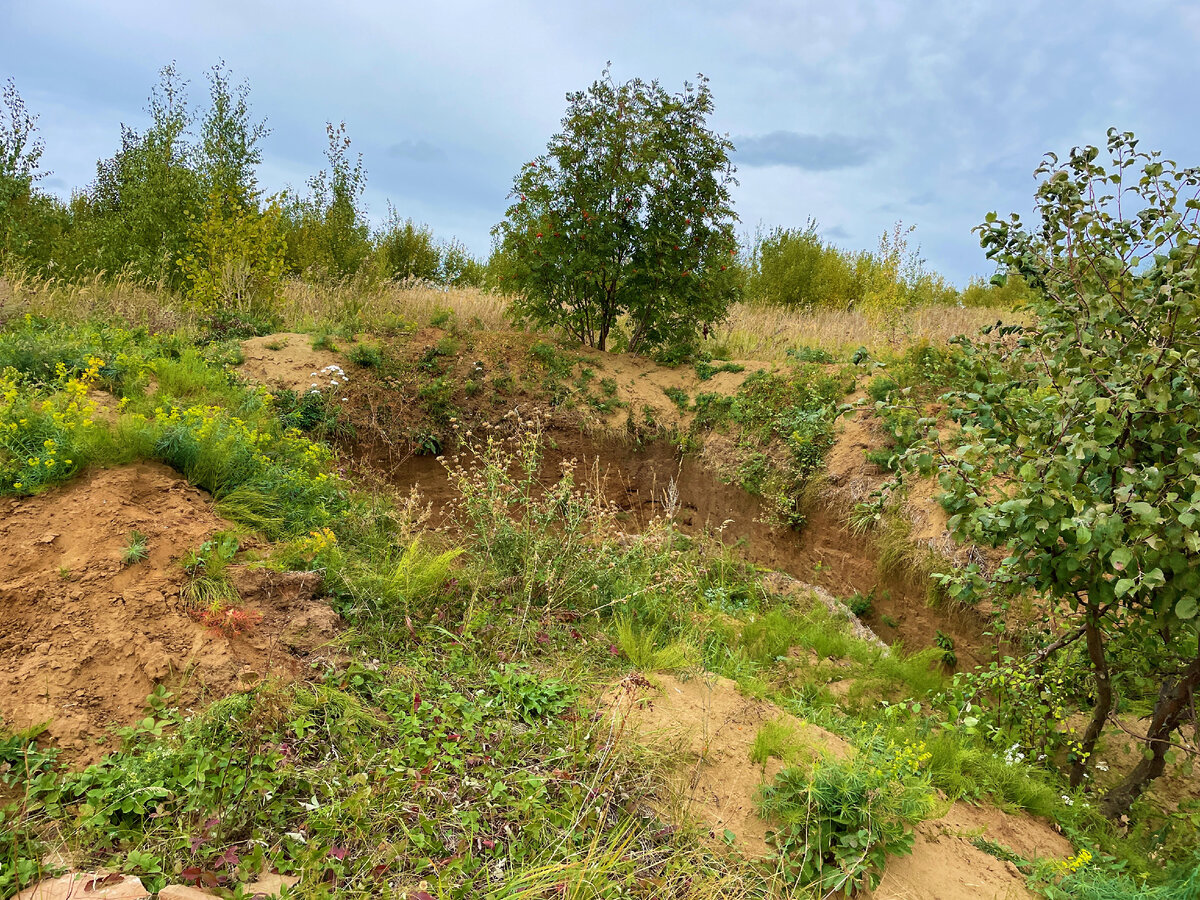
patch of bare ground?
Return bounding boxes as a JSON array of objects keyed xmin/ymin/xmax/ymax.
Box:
[
  {"xmin": 605, "ymin": 672, "xmax": 1071, "ymax": 900},
  {"xmin": 238, "ymin": 332, "xmax": 347, "ymax": 394},
  {"xmin": 575, "ymin": 346, "xmax": 769, "ymax": 431},
  {"xmin": 0, "ymin": 463, "xmax": 340, "ymax": 766}
]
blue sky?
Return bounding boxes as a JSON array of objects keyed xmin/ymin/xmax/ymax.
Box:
[{"xmin": 3, "ymin": 0, "xmax": 1198, "ymax": 285}]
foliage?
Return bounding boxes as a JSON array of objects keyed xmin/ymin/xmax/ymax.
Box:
[
  {"xmin": 928, "ymin": 130, "xmax": 1200, "ymax": 815},
  {"xmin": 488, "ymin": 666, "xmax": 576, "ymax": 724},
  {"xmin": 495, "ymin": 68, "xmax": 741, "ymax": 354},
  {"xmin": 613, "ymin": 617, "xmax": 695, "ymax": 671},
  {"xmin": 0, "ymin": 352, "xmax": 106, "ymax": 494},
  {"xmin": 78, "ymin": 64, "xmax": 203, "ymax": 288},
  {"xmin": 746, "ymin": 218, "xmax": 1017, "ymax": 312},
  {"xmin": 444, "ymin": 426, "xmax": 634, "ymax": 621},
  {"xmin": 178, "ymin": 189, "xmax": 287, "ymax": 324},
  {"xmin": 282, "ymin": 122, "xmax": 371, "ymax": 278},
  {"xmin": 372, "ymin": 206, "xmax": 443, "ymax": 282},
  {"xmin": 346, "ymin": 341, "xmax": 383, "ymax": 368},
  {"xmin": 759, "ymin": 734, "xmax": 936, "ymax": 895},
  {"xmin": 122, "ymin": 530, "xmax": 149, "ymax": 566},
  {"xmin": 0, "ymin": 78, "xmax": 50, "ymax": 265}
]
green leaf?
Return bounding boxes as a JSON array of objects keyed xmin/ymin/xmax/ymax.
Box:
[
  {"xmin": 1114, "ymin": 578, "xmax": 1136, "ymax": 597},
  {"xmin": 1176, "ymin": 597, "xmax": 1198, "ymax": 620}
]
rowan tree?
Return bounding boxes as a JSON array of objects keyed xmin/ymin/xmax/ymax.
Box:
[{"xmin": 494, "ymin": 68, "xmax": 740, "ymax": 355}]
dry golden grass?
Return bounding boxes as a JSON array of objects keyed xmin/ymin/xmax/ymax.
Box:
[
  {"xmin": 0, "ymin": 270, "xmax": 195, "ymax": 332},
  {"xmin": 705, "ymin": 301, "xmax": 1025, "ymax": 360},
  {"xmin": 278, "ymin": 277, "xmax": 511, "ymax": 333},
  {"xmin": 1, "ymin": 270, "xmax": 1019, "ymax": 361}
]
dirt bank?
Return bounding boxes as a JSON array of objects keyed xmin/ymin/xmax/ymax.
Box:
[{"xmin": 0, "ymin": 463, "xmax": 340, "ymax": 765}]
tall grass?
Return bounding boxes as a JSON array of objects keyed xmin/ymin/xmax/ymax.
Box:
[{"xmin": 705, "ymin": 300, "xmax": 1024, "ymax": 360}]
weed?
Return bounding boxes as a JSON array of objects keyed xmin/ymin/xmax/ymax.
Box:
[
  {"xmin": 121, "ymin": 530, "xmax": 149, "ymax": 566},
  {"xmin": 346, "ymin": 342, "xmax": 383, "ymax": 368},
  {"xmin": 760, "ymin": 734, "xmax": 936, "ymax": 895},
  {"xmin": 750, "ymin": 718, "xmax": 802, "ymax": 768},
  {"xmin": 847, "ymin": 591, "xmax": 874, "ymax": 618},
  {"xmin": 490, "ymin": 666, "xmax": 576, "ymax": 724},
  {"xmin": 310, "ymin": 329, "xmax": 338, "ymax": 352},
  {"xmin": 662, "ymin": 385, "xmax": 691, "ymax": 413},
  {"xmin": 695, "ymin": 359, "xmax": 745, "ymax": 380},
  {"xmin": 614, "ymin": 617, "xmax": 695, "ymax": 672},
  {"xmin": 934, "ymin": 630, "xmax": 957, "ymax": 668}
]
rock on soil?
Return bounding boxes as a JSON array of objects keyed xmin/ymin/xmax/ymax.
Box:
[
  {"xmin": 0, "ymin": 463, "xmax": 340, "ymax": 765},
  {"xmin": 15, "ymin": 873, "xmax": 150, "ymax": 900}
]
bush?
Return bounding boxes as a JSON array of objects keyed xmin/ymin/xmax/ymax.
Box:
[
  {"xmin": 759, "ymin": 735, "xmax": 936, "ymax": 895},
  {"xmin": 445, "ymin": 427, "xmax": 631, "ymax": 616},
  {"xmin": 0, "ymin": 355, "xmax": 109, "ymax": 494}
]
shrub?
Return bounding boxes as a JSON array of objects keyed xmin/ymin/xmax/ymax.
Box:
[
  {"xmin": 347, "ymin": 342, "xmax": 383, "ymax": 368},
  {"xmin": 445, "ymin": 427, "xmax": 631, "ymax": 617},
  {"xmin": 0, "ymin": 354, "xmax": 108, "ymax": 494},
  {"xmin": 759, "ymin": 735, "xmax": 936, "ymax": 895}
]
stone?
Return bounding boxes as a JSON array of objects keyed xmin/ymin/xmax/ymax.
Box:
[{"xmin": 15, "ymin": 872, "xmax": 150, "ymax": 900}]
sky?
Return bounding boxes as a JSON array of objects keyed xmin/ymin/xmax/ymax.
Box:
[{"xmin": 2, "ymin": 0, "xmax": 1198, "ymax": 286}]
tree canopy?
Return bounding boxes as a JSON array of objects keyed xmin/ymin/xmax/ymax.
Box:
[
  {"xmin": 494, "ymin": 69, "xmax": 741, "ymax": 355},
  {"xmin": 927, "ymin": 129, "xmax": 1200, "ymax": 818}
]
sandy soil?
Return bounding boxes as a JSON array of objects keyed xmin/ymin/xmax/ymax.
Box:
[
  {"xmin": 239, "ymin": 333, "xmax": 347, "ymax": 394},
  {"xmin": 0, "ymin": 463, "xmax": 340, "ymax": 765},
  {"xmin": 607, "ymin": 672, "xmax": 1072, "ymax": 900}
]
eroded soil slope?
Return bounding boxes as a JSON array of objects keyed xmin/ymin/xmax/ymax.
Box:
[
  {"xmin": 609, "ymin": 672, "xmax": 1072, "ymax": 900},
  {"xmin": 0, "ymin": 463, "xmax": 339, "ymax": 764}
]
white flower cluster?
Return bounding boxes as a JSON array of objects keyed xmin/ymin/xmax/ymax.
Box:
[
  {"xmin": 1003, "ymin": 743, "xmax": 1026, "ymax": 766},
  {"xmin": 308, "ymin": 364, "xmax": 350, "ymax": 401}
]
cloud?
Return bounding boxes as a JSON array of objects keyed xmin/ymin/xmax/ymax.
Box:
[
  {"xmin": 386, "ymin": 138, "xmax": 446, "ymax": 163},
  {"xmin": 821, "ymin": 224, "xmax": 851, "ymax": 241},
  {"xmin": 734, "ymin": 130, "xmax": 884, "ymax": 171}
]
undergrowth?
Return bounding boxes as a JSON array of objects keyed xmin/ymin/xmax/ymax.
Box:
[{"xmin": 1, "ymin": 316, "xmax": 1196, "ymax": 900}]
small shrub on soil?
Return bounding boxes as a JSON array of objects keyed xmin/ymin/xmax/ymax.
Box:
[
  {"xmin": 662, "ymin": 386, "xmax": 690, "ymax": 413},
  {"xmin": 759, "ymin": 734, "xmax": 936, "ymax": 895},
  {"xmin": 347, "ymin": 342, "xmax": 383, "ymax": 368}
]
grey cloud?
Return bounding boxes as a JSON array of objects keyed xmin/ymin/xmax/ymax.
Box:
[
  {"xmin": 387, "ymin": 139, "xmax": 446, "ymax": 163},
  {"xmin": 821, "ymin": 224, "xmax": 851, "ymax": 241},
  {"xmin": 734, "ymin": 131, "xmax": 884, "ymax": 171}
]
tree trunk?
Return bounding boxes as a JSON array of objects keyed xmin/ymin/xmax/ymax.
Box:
[
  {"xmin": 1070, "ymin": 609, "xmax": 1113, "ymax": 788},
  {"xmin": 1100, "ymin": 653, "xmax": 1200, "ymax": 820}
]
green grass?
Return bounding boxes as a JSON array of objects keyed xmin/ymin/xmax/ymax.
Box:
[
  {"xmin": 121, "ymin": 530, "xmax": 149, "ymax": 566},
  {"xmin": 0, "ymin": 315, "xmax": 1192, "ymax": 900}
]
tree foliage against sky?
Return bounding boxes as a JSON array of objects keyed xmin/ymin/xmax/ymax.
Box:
[
  {"xmin": 494, "ymin": 69, "xmax": 741, "ymax": 354},
  {"xmin": 929, "ymin": 129, "xmax": 1200, "ymax": 817}
]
